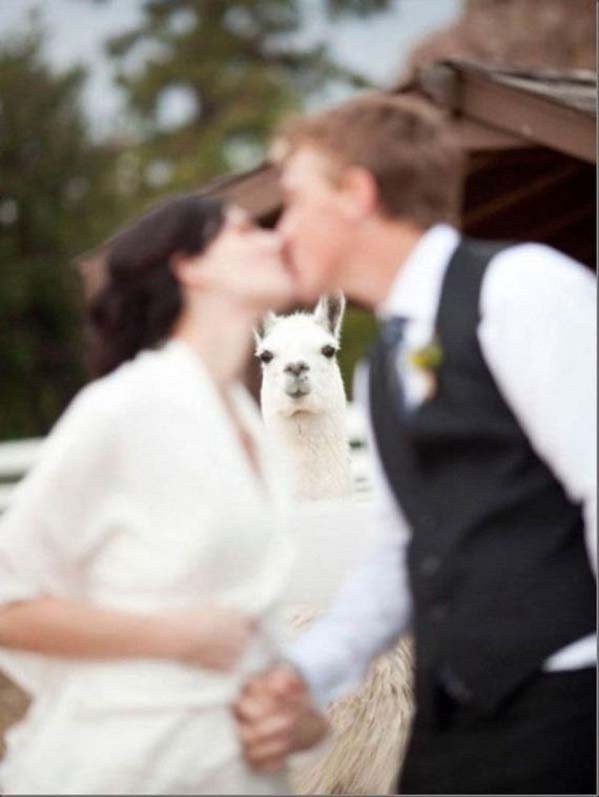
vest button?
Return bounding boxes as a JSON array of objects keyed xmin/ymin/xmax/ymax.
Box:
[
  {"xmin": 420, "ymin": 556, "xmax": 440, "ymax": 576},
  {"xmin": 439, "ymin": 666, "xmax": 473, "ymax": 704}
]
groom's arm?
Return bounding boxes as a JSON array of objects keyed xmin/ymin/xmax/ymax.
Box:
[
  {"xmin": 285, "ymin": 358, "xmax": 413, "ymax": 707},
  {"xmin": 283, "ymin": 353, "xmax": 415, "ymax": 709},
  {"xmin": 235, "ymin": 500, "xmax": 412, "ymax": 772},
  {"xmin": 285, "ymin": 502, "xmax": 412, "ymax": 708},
  {"xmin": 479, "ymin": 244, "xmax": 597, "ymax": 573},
  {"xmin": 235, "ymin": 364, "xmax": 413, "ymax": 770}
]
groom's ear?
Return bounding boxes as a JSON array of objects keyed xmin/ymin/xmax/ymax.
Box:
[
  {"xmin": 337, "ymin": 166, "xmax": 379, "ymax": 220},
  {"xmin": 254, "ymin": 311, "xmax": 277, "ymax": 347},
  {"xmin": 313, "ymin": 292, "xmax": 346, "ymax": 339}
]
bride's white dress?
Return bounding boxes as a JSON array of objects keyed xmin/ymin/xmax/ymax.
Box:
[{"xmin": 0, "ymin": 340, "xmax": 294, "ymax": 795}]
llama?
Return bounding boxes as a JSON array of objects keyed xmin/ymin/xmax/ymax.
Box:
[
  {"xmin": 256, "ymin": 292, "xmax": 353, "ymax": 501},
  {"xmin": 255, "ymin": 294, "xmax": 414, "ymax": 795}
]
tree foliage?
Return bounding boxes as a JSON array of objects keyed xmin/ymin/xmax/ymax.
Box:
[
  {"xmin": 1, "ymin": 2, "xmax": 393, "ymax": 439},
  {"xmin": 105, "ymin": 0, "xmax": 391, "ymax": 193},
  {"xmin": 103, "ymin": 0, "xmax": 389, "ymax": 394},
  {"xmin": 0, "ymin": 27, "xmax": 125, "ymax": 439}
]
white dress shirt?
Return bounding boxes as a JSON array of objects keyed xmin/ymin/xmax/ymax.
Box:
[{"xmin": 288, "ymin": 225, "xmax": 597, "ymax": 708}]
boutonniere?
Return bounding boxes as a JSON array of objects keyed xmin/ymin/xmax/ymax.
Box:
[{"xmin": 407, "ymin": 337, "xmax": 443, "ymax": 401}]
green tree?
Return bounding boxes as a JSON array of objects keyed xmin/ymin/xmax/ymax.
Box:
[
  {"xmin": 0, "ymin": 25, "xmax": 124, "ymax": 439},
  {"xmin": 105, "ymin": 0, "xmax": 392, "ymax": 194}
]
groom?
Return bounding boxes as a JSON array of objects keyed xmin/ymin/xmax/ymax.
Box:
[{"xmin": 234, "ymin": 95, "xmax": 597, "ymax": 794}]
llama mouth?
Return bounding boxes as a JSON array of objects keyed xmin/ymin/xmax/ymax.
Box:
[
  {"xmin": 284, "ymin": 376, "xmax": 310, "ymax": 399},
  {"xmin": 286, "ymin": 388, "xmax": 310, "ymax": 399}
]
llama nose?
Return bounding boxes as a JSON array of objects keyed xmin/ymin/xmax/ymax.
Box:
[{"xmin": 285, "ymin": 361, "xmax": 309, "ymax": 377}]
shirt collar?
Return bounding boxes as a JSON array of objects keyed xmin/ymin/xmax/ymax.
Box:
[{"xmin": 378, "ymin": 224, "xmax": 460, "ymax": 322}]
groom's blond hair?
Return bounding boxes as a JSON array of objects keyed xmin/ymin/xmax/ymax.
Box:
[{"xmin": 274, "ymin": 93, "xmax": 463, "ymax": 229}]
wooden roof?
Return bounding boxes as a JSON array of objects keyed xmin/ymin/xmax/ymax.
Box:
[
  {"xmin": 198, "ymin": 59, "xmax": 595, "ymax": 268},
  {"xmin": 411, "ymin": 60, "xmax": 595, "ymax": 163},
  {"xmin": 78, "ymin": 59, "xmax": 596, "ymax": 277}
]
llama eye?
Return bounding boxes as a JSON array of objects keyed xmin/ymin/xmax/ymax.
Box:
[
  {"xmin": 258, "ymin": 350, "xmax": 274, "ymax": 364},
  {"xmin": 321, "ymin": 345, "xmax": 337, "ymax": 359}
]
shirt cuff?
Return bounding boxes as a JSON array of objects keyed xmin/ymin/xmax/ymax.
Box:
[{"xmin": 284, "ymin": 630, "xmax": 364, "ymax": 710}]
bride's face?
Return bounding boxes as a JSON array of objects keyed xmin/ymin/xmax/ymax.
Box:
[{"xmin": 192, "ymin": 207, "xmax": 296, "ymax": 317}]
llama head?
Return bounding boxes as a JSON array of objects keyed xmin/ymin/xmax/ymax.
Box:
[{"xmin": 255, "ymin": 292, "xmax": 347, "ymax": 420}]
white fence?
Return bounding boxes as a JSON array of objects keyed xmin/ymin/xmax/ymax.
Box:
[{"xmin": 0, "ymin": 403, "xmax": 374, "ymax": 513}]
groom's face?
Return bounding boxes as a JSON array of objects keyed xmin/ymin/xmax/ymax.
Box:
[{"xmin": 277, "ymin": 147, "xmax": 354, "ymax": 302}]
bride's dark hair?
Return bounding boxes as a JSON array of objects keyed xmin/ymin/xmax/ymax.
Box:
[{"xmin": 87, "ymin": 194, "xmax": 225, "ymax": 377}]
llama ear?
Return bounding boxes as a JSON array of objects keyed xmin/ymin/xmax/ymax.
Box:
[
  {"xmin": 254, "ymin": 311, "xmax": 277, "ymax": 346},
  {"xmin": 313, "ymin": 292, "xmax": 346, "ymax": 339}
]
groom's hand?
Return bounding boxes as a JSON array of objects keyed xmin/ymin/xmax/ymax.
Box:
[{"xmin": 234, "ymin": 664, "xmax": 328, "ymax": 772}]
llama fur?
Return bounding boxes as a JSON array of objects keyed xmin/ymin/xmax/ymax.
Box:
[
  {"xmin": 256, "ymin": 294, "xmax": 414, "ymax": 795},
  {"xmin": 256, "ymin": 293, "xmax": 353, "ymax": 501}
]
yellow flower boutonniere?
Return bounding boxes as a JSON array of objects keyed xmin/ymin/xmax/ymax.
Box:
[{"xmin": 407, "ymin": 337, "xmax": 444, "ymax": 401}]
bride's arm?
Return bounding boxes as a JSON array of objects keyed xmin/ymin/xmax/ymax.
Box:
[
  {"xmin": 0, "ymin": 387, "xmax": 255, "ymax": 671},
  {"xmin": 0, "ymin": 596, "xmax": 255, "ymax": 670},
  {"xmin": 0, "ymin": 384, "xmax": 260, "ymax": 671}
]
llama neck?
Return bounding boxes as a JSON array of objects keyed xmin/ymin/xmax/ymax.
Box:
[{"xmin": 268, "ymin": 410, "xmax": 353, "ymax": 501}]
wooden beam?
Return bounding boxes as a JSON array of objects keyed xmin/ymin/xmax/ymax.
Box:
[
  {"xmin": 419, "ymin": 63, "xmax": 596, "ymax": 164},
  {"xmin": 526, "ymin": 199, "xmax": 596, "ymax": 243},
  {"xmin": 463, "ymin": 162, "xmax": 582, "ymax": 227},
  {"xmin": 450, "ymin": 116, "xmax": 528, "ymax": 152},
  {"xmin": 457, "ymin": 68, "xmax": 595, "ymax": 164}
]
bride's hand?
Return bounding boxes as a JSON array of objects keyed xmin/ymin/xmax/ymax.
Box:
[
  {"xmin": 164, "ymin": 607, "xmax": 258, "ymax": 671},
  {"xmin": 234, "ymin": 665, "xmax": 329, "ymax": 771}
]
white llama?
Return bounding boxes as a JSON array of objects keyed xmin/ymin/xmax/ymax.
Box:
[
  {"xmin": 255, "ymin": 294, "xmax": 414, "ymax": 795},
  {"xmin": 256, "ymin": 292, "xmax": 353, "ymax": 501}
]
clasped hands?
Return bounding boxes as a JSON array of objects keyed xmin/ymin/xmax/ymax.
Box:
[{"xmin": 233, "ymin": 664, "xmax": 329, "ymax": 772}]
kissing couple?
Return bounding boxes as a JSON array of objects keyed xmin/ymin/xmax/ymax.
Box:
[{"xmin": 0, "ymin": 93, "xmax": 595, "ymax": 795}]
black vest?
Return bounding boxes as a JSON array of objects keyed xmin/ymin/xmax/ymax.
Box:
[{"xmin": 369, "ymin": 238, "xmax": 596, "ymax": 718}]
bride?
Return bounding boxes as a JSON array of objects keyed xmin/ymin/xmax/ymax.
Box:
[{"xmin": 0, "ymin": 195, "xmax": 316, "ymax": 794}]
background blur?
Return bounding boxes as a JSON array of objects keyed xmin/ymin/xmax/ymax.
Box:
[{"xmin": 0, "ymin": 0, "xmax": 595, "ymax": 441}]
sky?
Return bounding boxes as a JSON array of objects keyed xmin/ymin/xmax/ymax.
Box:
[{"xmin": 0, "ymin": 0, "xmax": 463, "ymax": 138}]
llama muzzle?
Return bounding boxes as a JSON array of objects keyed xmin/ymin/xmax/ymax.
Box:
[{"xmin": 285, "ymin": 375, "xmax": 310, "ymax": 399}]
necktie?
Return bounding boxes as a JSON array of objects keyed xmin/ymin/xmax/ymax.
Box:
[
  {"xmin": 380, "ymin": 316, "xmax": 409, "ymax": 349},
  {"xmin": 378, "ymin": 316, "xmax": 409, "ymax": 413}
]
